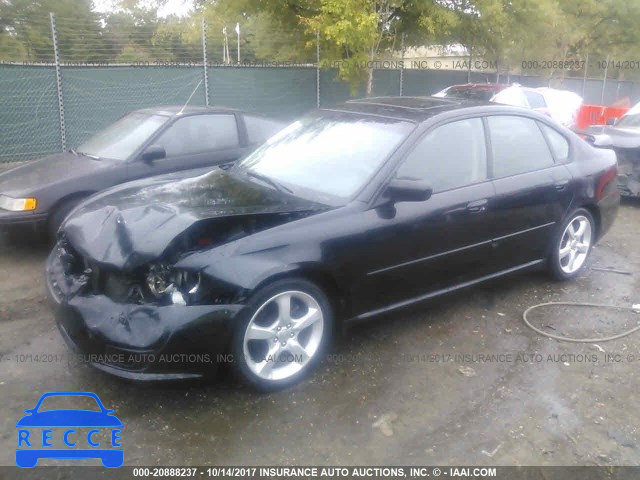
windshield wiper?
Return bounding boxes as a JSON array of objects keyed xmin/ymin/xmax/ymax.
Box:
[
  {"xmin": 69, "ymin": 148, "xmax": 100, "ymax": 160},
  {"xmin": 75, "ymin": 150, "xmax": 100, "ymax": 160},
  {"xmin": 245, "ymin": 170, "xmax": 292, "ymax": 194}
]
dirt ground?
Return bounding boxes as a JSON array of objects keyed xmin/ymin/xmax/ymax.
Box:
[{"xmin": 0, "ymin": 202, "xmax": 639, "ymax": 468}]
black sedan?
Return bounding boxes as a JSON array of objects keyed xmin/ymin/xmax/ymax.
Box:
[
  {"xmin": 0, "ymin": 106, "xmax": 284, "ymax": 238},
  {"xmin": 46, "ymin": 96, "xmax": 620, "ymax": 391}
]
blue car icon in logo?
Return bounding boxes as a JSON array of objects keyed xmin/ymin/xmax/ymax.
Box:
[{"xmin": 16, "ymin": 391, "xmax": 123, "ymax": 468}]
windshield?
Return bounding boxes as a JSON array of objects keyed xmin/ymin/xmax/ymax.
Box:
[
  {"xmin": 617, "ymin": 113, "xmax": 640, "ymax": 128},
  {"xmin": 77, "ymin": 112, "xmax": 169, "ymax": 161},
  {"xmin": 236, "ymin": 113, "xmax": 414, "ymax": 203}
]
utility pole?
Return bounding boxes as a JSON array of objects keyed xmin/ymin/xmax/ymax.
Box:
[
  {"xmin": 201, "ymin": 18, "xmax": 209, "ymax": 106},
  {"xmin": 235, "ymin": 23, "xmax": 240, "ymax": 64},
  {"xmin": 50, "ymin": 12, "xmax": 66, "ymax": 151}
]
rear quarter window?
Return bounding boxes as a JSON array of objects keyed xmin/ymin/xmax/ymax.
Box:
[
  {"xmin": 244, "ymin": 116, "xmax": 284, "ymax": 144},
  {"xmin": 538, "ymin": 122, "xmax": 570, "ymax": 163}
]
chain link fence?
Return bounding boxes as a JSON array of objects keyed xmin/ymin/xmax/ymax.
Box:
[{"xmin": 2, "ymin": 14, "xmax": 640, "ymax": 163}]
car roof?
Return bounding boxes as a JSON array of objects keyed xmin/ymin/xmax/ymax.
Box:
[
  {"xmin": 325, "ymin": 96, "xmax": 496, "ymax": 122},
  {"xmin": 134, "ymin": 105, "xmax": 243, "ymax": 117}
]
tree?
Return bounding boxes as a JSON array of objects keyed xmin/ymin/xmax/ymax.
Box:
[
  {"xmin": 0, "ymin": 0, "xmax": 106, "ymax": 62},
  {"xmin": 303, "ymin": 0, "xmax": 454, "ymax": 95}
]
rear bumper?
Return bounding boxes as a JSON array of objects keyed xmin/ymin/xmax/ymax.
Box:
[{"xmin": 46, "ymin": 247, "xmax": 244, "ymax": 380}]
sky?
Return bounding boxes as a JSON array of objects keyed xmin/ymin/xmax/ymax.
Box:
[{"xmin": 92, "ymin": 0, "xmax": 195, "ymax": 18}]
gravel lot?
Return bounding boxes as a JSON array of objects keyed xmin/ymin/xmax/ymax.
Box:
[{"xmin": 1, "ymin": 201, "xmax": 639, "ymax": 467}]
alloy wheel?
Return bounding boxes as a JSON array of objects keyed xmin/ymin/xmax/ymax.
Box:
[
  {"xmin": 242, "ymin": 290, "xmax": 324, "ymax": 381},
  {"xmin": 558, "ymin": 215, "xmax": 592, "ymax": 274}
]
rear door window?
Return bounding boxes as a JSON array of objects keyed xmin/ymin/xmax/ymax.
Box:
[{"xmin": 487, "ymin": 115, "xmax": 555, "ymax": 178}]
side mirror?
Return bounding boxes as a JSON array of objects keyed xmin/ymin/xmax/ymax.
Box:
[
  {"xmin": 606, "ymin": 117, "xmax": 618, "ymax": 126},
  {"xmin": 141, "ymin": 145, "xmax": 166, "ymax": 163},
  {"xmin": 385, "ymin": 178, "xmax": 433, "ymax": 203}
]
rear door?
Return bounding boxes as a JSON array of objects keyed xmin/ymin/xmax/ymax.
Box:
[
  {"xmin": 487, "ymin": 115, "xmax": 575, "ymax": 269},
  {"xmin": 127, "ymin": 113, "xmax": 248, "ymax": 180}
]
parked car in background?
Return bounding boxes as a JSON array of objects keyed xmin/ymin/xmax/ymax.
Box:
[
  {"xmin": 47, "ymin": 96, "xmax": 619, "ymax": 391},
  {"xmin": 432, "ymin": 83, "xmax": 508, "ymax": 101},
  {"xmin": 0, "ymin": 106, "xmax": 285, "ymax": 239},
  {"xmin": 491, "ymin": 85, "xmax": 583, "ymax": 128},
  {"xmin": 584, "ymin": 101, "xmax": 640, "ymax": 197}
]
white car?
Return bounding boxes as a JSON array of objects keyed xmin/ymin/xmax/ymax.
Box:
[{"xmin": 491, "ymin": 85, "xmax": 583, "ymax": 128}]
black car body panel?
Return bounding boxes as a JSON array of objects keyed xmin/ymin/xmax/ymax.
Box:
[
  {"xmin": 0, "ymin": 152, "xmax": 125, "ymax": 228},
  {"xmin": 46, "ymin": 97, "xmax": 620, "ymax": 380},
  {"xmin": 0, "ymin": 106, "xmax": 285, "ymax": 232}
]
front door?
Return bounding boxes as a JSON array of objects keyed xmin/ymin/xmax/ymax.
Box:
[
  {"xmin": 352, "ymin": 117, "xmax": 497, "ymax": 315},
  {"xmin": 127, "ymin": 113, "xmax": 247, "ymax": 180}
]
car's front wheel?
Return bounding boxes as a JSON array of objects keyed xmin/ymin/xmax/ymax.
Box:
[
  {"xmin": 549, "ymin": 208, "xmax": 595, "ymax": 280},
  {"xmin": 231, "ymin": 278, "xmax": 333, "ymax": 391}
]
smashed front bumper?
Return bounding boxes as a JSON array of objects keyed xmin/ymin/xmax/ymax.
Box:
[{"xmin": 46, "ymin": 246, "xmax": 243, "ymax": 380}]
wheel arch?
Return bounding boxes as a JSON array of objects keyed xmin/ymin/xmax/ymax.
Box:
[
  {"xmin": 48, "ymin": 191, "xmax": 96, "ymax": 223},
  {"xmin": 46, "ymin": 191, "xmax": 97, "ymax": 239},
  {"xmin": 577, "ymin": 203, "xmax": 601, "ymax": 240},
  {"xmin": 249, "ymin": 264, "xmax": 350, "ymax": 331}
]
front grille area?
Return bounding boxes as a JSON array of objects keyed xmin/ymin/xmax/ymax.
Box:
[
  {"xmin": 103, "ymin": 346, "xmax": 156, "ymax": 371},
  {"xmin": 56, "ymin": 236, "xmax": 147, "ymax": 304}
]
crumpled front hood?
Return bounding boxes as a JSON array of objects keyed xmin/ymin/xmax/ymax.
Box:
[
  {"xmin": 585, "ymin": 125, "xmax": 640, "ymax": 149},
  {"xmin": 63, "ymin": 168, "xmax": 326, "ymax": 270}
]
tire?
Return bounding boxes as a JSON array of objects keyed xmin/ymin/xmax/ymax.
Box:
[
  {"xmin": 548, "ymin": 208, "xmax": 595, "ymax": 280},
  {"xmin": 47, "ymin": 197, "xmax": 85, "ymax": 241},
  {"xmin": 231, "ymin": 277, "xmax": 334, "ymax": 391}
]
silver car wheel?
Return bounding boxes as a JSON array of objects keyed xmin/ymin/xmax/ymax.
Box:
[
  {"xmin": 558, "ymin": 215, "xmax": 592, "ymax": 274},
  {"xmin": 242, "ymin": 290, "xmax": 324, "ymax": 381}
]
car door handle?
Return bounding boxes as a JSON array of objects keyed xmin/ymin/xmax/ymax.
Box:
[
  {"xmin": 466, "ymin": 199, "xmax": 488, "ymax": 213},
  {"xmin": 555, "ymin": 180, "xmax": 570, "ymax": 191}
]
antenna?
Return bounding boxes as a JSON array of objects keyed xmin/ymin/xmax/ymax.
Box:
[{"xmin": 179, "ymin": 79, "xmax": 204, "ymax": 114}]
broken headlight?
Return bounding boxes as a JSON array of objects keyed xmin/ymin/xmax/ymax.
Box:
[{"xmin": 146, "ymin": 264, "xmax": 202, "ymax": 305}]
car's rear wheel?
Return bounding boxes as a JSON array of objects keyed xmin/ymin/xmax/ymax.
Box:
[
  {"xmin": 231, "ymin": 278, "xmax": 333, "ymax": 391},
  {"xmin": 549, "ymin": 208, "xmax": 595, "ymax": 280}
]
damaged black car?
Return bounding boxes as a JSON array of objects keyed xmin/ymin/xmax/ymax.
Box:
[
  {"xmin": 47, "ymin": 97, "xmax": 620, "ymax": 391},
  {"xmin": 584, "ymin": 102, "xmax": 640, "ymax": 197}
]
